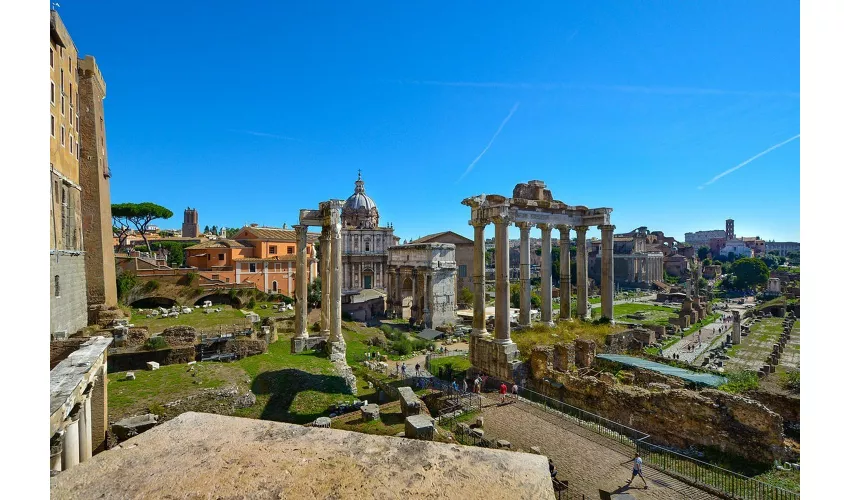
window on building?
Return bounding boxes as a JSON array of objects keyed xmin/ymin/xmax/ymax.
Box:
[
  {"xmin": 274, "ymin": 263, "xmax": 282, "ymax": 272},
  {"xmin": 60, "ymin": 68, "xmax": 64, "ymax": 88},
  {"xmin": 249, "ymin": 263, "xmax": 257, "ymax": 273},
  {"xmin": 225, "ymin": 277, "xmax": 230, "ymax": 283},
  {"xmin": 51, "ymin": 114, "xmax": 55, "ymax": 137},
  {"xmin": 70, "ymin": 110, "xmax": 73, "ymax": 127},
  {"xmin": 54, "ymin": 275, "xmax": 60, "ymax": 297},
  {"xmin": 211, "ymin": 274, "xmax": 220, "ymax": 280},
  {"xmin": 69, "ymin": 83, "xmax": 73, "ymax": 107},
  {"xmin": 61, "ymin": 94, "xmax": 65, "ymax": 116},
  {"xmin": 218, "ymin": 253, "xmax": 225, "ymax": 260},
  {"xmin": 458, "ymin": 265, "xmax": 467, "ymax": 278},
  {"xmin": 60, "ymin": 125, "xmax": 65, "ymax": 146},
  {"xmin": 287, "ymin": 246, "xmax": 294, "ymax": 254},
  {"xmin": 272, "ymin": 281, "xmax": 278, "ymax": 292},
  {"xmin": 51, "ymin": 81, "xmax": 55, "ymax": 105},
  {"xmin": 77, "ymin": 142, "xmax": 80, "ymax": 158},
  {"xmin": 69, "ymin": 136, "xmax": 74, "ymax": 157},
  {"xmin": 365, "ymin": 241, "xmax": 370, "ymax": 252},
  {"xmin": 269, "ymin": 245, "xmax": 277, "ymax": 255},
  {"xmin": 50, "ymin": 47, "xmax": 54, "ymax": 68}
]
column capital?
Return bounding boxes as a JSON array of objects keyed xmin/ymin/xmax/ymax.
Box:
[
  {"xmin": 598, "ymin": 224, "xmax": 616, "ymax": 232},
  {"xmin": 555, "ymin": 224, "xmax": 572, "ymax": 232},
  {"xmin": 575, "ymin": 225, "xmax": 589, "ymax": 233},
  {"xmin": 492, "ymin": 215, "xmax": 511, "ymax": 225},
  {"xmin": 536, "ymin": 223, "xmax": 553, "ymax": 232},
  {"xmin": 470, "ymin": 219, "xmax": 489, "ymax": 228},
  {"xmin": 516, "ymin": 221, "xmax": 533, "ymax": 231}
]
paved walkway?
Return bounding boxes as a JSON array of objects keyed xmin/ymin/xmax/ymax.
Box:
[
  {"xmin": 476, "ymin": 393, "xmax": 720, "ymax": 499},
  {"xmin": 663, "ymin": 315, "xmax": 730, "ymax": 364}
]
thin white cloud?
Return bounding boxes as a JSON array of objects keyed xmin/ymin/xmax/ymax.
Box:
[
  {"xmin": 698, "ymin": 134, "xmax": 800, "ymax": 189},
  {"xmin": 401, "ymin": 80, "xmax": 798, "ymax": 98},
  {"xmin": 230, "ymin": 129, "xmax": 302, "ymax": 141},
  {"xmin": 458, "ymin": 102, "xmax": 520, "ymax": 182}
]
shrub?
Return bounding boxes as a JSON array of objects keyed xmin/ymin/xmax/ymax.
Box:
[
  {"xmin": 342, "ymin": 312, "xmax": 354, "ymax": 321},
  {"xmin": 781, "ymin": 370, "xmax": 800, "ymax": 393},
  {"xmin": 311, "ymin": 321, "xmax": 321, "ymax": 332},
  {"xmin": 368, "ymin": 334, "xmax": 388, "ymax": 348},
  {"xmin": 247, "ymin": 298, "xmax": 256, "ymax": 309},
  {"xmin": 228, "ymin": 288, "xmax": 238, "ymax": 299},
  {"xmin": 141, "ymin": 280, "xmax": 160, "ymax": 293},
  {"xmin": 116, "ymin": 271, "xmax": 138, "ymax": 301},
  {"xmin": 391, "ymin": 337, "xmax": 413, "ymax": 356},
  {"xmin": 185, "ymin": 272, "xmax": 198, "ymax": 285},
  {"xmin": 379, "ymin": 324, "xmax": 394, "ymax": 336},
  {"xmin": 718, "ymin": 371, "xmax": 760, "ymax": 393},
  {"xmin": 411, "ymin": 337, "xmax": 434, "ymax": 352},
  {"xmin": 279, "ymin": 294, "xmax": 294, "ymax": 305},
  {"xmin": 143, "ymin": 336, "xmax": 169, "ymax": 351}
]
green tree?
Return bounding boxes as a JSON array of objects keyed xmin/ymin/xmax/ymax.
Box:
[
  {"xmin": 697, "ymin": 245, "xmax": 711, "ymax": 261},
  {"xmin": 307, "ymin": 277, "xmax": 322, "ymax": 307},
  {"xmin": 731, "ymin": 257, "xmax": 770, "ymax": 290},
  {"xmin": 702, "ymin": 258, "xmax": 712, "ymax": 267},
  {"xmin": 211, "ymin": 225, "xmax": 218, "ymax": 235},
  {"xmin": 760, "ymin": 254, "xmax": 781, "ymax": 270},
  {"xmin": 112, "ymin": 202, "xmax": 174, "ymax": 255},
  {"xmin": 459, "ymin": 287, "xmax": 474, "ymax": 306},
  {"xmin": 203, "ymin": 225, "xmax": 210, "ymax": 234},
  {"xmin": 225, "ymin": 228, "xmax": 239, "ymax": 238}
]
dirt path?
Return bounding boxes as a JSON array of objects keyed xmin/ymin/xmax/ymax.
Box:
[{"xmin": 477, "ymin": 393, "xmax": 721, "ymax": 499}]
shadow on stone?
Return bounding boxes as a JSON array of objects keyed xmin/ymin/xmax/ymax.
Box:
[{"xmin": 250, "ymin": 367, "xmax": 351, "ymax": 424}]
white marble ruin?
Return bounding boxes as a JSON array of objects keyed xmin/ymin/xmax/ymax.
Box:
[
  {"xmin": 387, "ymin": 243, "xmax": 458, "ymax": 329},
  {"xmin": 462, "ymin": 180, "xmax": 614, "ymax": 381}
]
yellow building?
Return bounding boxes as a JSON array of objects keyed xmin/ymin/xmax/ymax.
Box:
[{"xmin": 50, "ymin": 9, "xmax": 117, "ymax": 336}]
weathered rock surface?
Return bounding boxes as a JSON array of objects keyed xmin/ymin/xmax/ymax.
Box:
[
  {"xmin": 52, "ymin": 413, "xmax": 554, "ymax": 499},
  {"xmin": 160, "ymin": 326, "xmax": 197, "ymax": 347},
  {"xmin": 112, "ymin": 414, "xmax": 158, "ymax": 441},
  {"xmin": 398, "ymin": 387, "xmax": 422, "ymax": 417}
]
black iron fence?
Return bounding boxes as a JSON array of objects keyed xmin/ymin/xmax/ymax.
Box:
[{"xmin": 517, "ymin": 387, "xmax": 799, "ymax": 500}]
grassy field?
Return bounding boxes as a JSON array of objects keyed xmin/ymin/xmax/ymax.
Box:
[
  {"xmin": 330, "ymin": 400, "xmax": 407, "ymax": 436},
  {"xmin": 129, "ymin": 302, "xmax": 293, "ymax": 334},
  {"xmin": 608, "ymin": 302, "xmax": 679, "ymax": 327},
  {"xmin": 429, "ymin": 355, "xmax": 471, "ymax": 380},
  {"xmin": 513, "ymin": 321, "xmax": 620, "ymax": 359},
  {"xmin": 724, "ymin": 317, "xmax": 785, "ymax": 372}
]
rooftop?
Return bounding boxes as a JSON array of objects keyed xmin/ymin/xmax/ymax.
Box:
[
  {"xmin": 185, "ymin": 239, "xmax": 247, "ymax": 250},
  {"xmin": 50, "ymin": 412, "xmax": 553, "ymax": 499}
]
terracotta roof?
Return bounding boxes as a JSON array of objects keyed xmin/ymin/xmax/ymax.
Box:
[
  {"xmin": 238, "ymin": 226, "xmax": 319, "ymax": 242},
  {"xmin": 412, "ymin": 231, "xmax": 474, "ymax": 245},
  {"xmin": 239, "ymin": 255, "xmax": 299, "ymax": 263},
  {"xmin": 185, "ymin": 239, "xmax": 247, "ymax": 250}
]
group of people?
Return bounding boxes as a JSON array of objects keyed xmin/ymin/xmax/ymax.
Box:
[{"xmin": 498, "ymin": 381, "xmax": 519, "ymax": 403}]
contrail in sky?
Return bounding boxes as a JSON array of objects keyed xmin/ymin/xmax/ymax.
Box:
[
  {"xmin": 458, "ymin": 102, "xmax": 520, "ymax": 182},
  {"xmin": 698, "ymin": 134, "xmax": 800, "ymax": 189},
  {"xmin": 230, "ymin": 129, "xmax": 302, "ymax": 141}
]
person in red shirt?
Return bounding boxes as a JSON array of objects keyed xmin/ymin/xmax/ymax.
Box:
[{"xmin": 499, "ymin": 382, "xmax": 508, "ymax": 403}]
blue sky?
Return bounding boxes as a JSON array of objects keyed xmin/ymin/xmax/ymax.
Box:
[{"xmin": 58, "ymin": 1, "xmax": 800, "ymax": 243}]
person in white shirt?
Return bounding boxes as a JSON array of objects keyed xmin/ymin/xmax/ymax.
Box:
[{"xmin": 624, "ymin": 452, "xmax": 648, "ymax": 488}]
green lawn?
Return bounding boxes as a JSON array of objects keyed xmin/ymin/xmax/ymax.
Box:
[
  {"xmin": 129, "ymin": 302, "xmax": 293, "ymax": 334},
  {"xmin": 609, "ymin": 302, "xmax": 679, "ymax": 327},
  {"xmin": 331, "ymin": 400, "xmax": 407, "ymax": 436},
  {"xmin": 429, "ymin": 355, "xmax": 471, "ymax": 380},
  {"xmin": 108, "ymin": 361, "xmax": 246, "ymax": 420}
]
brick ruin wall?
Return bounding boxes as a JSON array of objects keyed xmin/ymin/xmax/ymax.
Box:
[
  {"xmin": 528, "ymin": 344, "xmax": 786, "ymax": 464},
  {"xmin": 50, "ymin": 338, "xmax": 89, "ymax": 369}
]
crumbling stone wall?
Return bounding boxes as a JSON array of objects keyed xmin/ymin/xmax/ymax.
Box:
[
  {"xmin": 50, "ymin": 338, "xmax": 88, "ymax": 369},
  {"xmin": 107, "ymin": 346, "xmax": 196, "ymax": 372},
  {"xmin": 124, "ymin": 327, "xmax": 149, "ymax": 348},
  {"xmin": 161, "ymin": 326, "xmax": 197, "ymax": 347},
  {"xmin": 529, "ymin": 360, "xmax": 785, "ymax": 464},
  {"xmin": 222, "ymin": 339, "xmax": 267, "ymax": 358}
]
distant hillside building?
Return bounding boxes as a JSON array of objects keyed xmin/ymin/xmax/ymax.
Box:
[
  {"xmin": 684, "ymin": 229, "xmax": 726, "ymax": 246},
  {"xmin": 765, "ymin": 241, "xmax": 800, "ymax": 256},
  {"xmin": 182, "ymin": 208, "xmax": 199, "ymax": 238}
]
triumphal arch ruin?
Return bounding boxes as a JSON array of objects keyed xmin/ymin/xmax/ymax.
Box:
[{"xmin": 462, "ymin": 180, "xmax": 614, "ymax": 381}]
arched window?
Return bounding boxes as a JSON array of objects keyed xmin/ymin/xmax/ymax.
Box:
[
  {"xmin": 365, "ymin": 241, "xmax": 370, "ymax": 252},
  {"xmin": 272, "ymin": 281, "xmax": 278, "ymax": 292}
]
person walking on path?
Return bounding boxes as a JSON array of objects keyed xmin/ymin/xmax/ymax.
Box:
[
  {"xmin": 451, "ymin": 380, "xmax": 459, "ymax": 394},
  {"xmin": 462, "ymin": 378, "xmax": 468, "ymax": 393},
  {"xmin": 415, "ymin": 363, "xmax": 421, "ymax": 377},
  {"xmin": 474, "ymin": 376, "xmax": 482, "ymax": 393},
  {"xmin": 511, "ymin": 382, "xmax": 519, "ymax": 400},
  {"xmin": 396, "ymin": 363, "xmax": 400, "ymax": 378},
  {"xmin": 401, "ymin": 363, "xmax": 407, "ymax": 378},
  {"xmin": 499, "ymin": 382, "xmax": 508, "ymax": 404},
  {"xmin": 623, "ymin": 452, "xmax": 649, "ymax": 489}
]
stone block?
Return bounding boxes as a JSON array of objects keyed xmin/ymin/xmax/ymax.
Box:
[
  {"xmin": 475, "ymin": 416, "xmax": 484, "ymax": 428},
  {"xmin": 313, "ymin": 417, "xmax": 331, "ymax": 428},
  {"xmin": 404, "ymin": 415, "xmax": 435, "ymax": 440},
  {"xmin": 497, "ymin": 440, "xmax": 511, "ymax": 449},
  {"xmin": 398, "ymin": 387, "xmax": 421, "ymax": 417},
  {"xmin": 125, "ymin": 372, "xmax": 135, "ymax": 380},
  {"xmin": 599, "ymin": 372, "xmax": 617, "ymax": 386},
  {"xmin": 530, "ymin": 446, "xmax": 541, "ymax": 454},
  {"xmin": 647, "ymin": 382, "xmax": 670, "ymax": 392},
  {"xmin": 360, "ymin": 404, "xmax": 380, "ymax": 422},
  {"xmin": 470, "ymin": 428, "xmax": 485, "ymax": 438},
  {"xmin": 146, "ymin": 361, "xmax": 160, "ymax": 371},
  {"xmin": 574, "ymin": 339, "xmax": 596, "ymax": 368},
  {"xmin": 113, "ymin": 414, "xmax": 159, "ymax": 441}
]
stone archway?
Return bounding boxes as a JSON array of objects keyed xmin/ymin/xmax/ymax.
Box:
[{"xmin": 401, "ymin": 277, "xmax": 413, "ymax": 319}]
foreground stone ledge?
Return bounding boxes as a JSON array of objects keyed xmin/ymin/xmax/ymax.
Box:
[{"xmin": 50, "ymin": 412, "xmax": 553, "ymax": 500}]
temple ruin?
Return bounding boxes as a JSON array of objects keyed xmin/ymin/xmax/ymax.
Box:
[
  {"xmin": 386, "ymin": 242, "xmax": 458, "ymax": 328},
  {"xmin": 462, "ymin": 180, "xmax": 614, "ymax": 381}
]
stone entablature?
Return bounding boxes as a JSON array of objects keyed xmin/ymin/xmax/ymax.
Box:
[{"xmin": 387, "ymin": 243, "xmax": 458, "ymax": 328}]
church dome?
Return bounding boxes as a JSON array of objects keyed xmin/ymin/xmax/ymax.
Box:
[{"xmin": 342, "ymin": 171, "xmax": 379, "ymax": 228}]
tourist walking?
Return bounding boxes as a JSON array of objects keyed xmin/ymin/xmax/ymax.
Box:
[
  {"xmin": 462, "ymin": 378, "xmax": 468, "ymax": 393},
  {"xmin": 511, "ymin": 382, "xmax": 519, "ymax": 400},
  {"xmin": 474, "ymin": 376, "xmax": 482, "ymax": 393},
  {"xmin": 549, "ymin": 458, "xmax": 557, "ymax": 479},
  {"xmin": 624, "ymin": 452, "xmax": 648, "ymax": 488},
  {"xmin": 499, "ymin": 382, "xmax": 508, "ymax": 404},
  {"xmin": 415, "ymin": 363, "xmax": 421, "ymax": 377},
  {"xmin": 401, "ymin": 363, "xmax": 407, "ymax": 378},
  {"xmin": 451, "ymin": 380, "xmax": 459, "ymax": 394}
]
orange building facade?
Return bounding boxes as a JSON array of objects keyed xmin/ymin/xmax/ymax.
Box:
[{"xmin": 184, "ymin": 226, "xmax": 318, "ymax": 297}]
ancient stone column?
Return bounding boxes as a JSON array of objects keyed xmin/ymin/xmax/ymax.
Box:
[
  {"xmin": 732, "ymin": 310, "xmax": 742, "ymax": 344},
  {"xmin": 538, "ymin": 223, "xmax": 554, "ymax": 327},
  {"xmin": 329, "ymin": 214, "xmax": 343, "ymax": 346},
  {"xmin": 517, "ymin": 222, "xmax": 532, "ymax": 328},
  {"xmin": 294, "ymin": 225, "xmax": 309, "ymax": 338},
  {"xmin": 395, "ymin": 268, "xmax": 403, "ymax": 317},
  {"xmin": 411, "ymin": 269, "xmax": 419, "ymax": 323},
  {"xmin": 61, "ymin": 407, "xmax": 81, "ymax": 470},
  {"xmin": 575, "ymin": 226, "xmax": 589, "ymax": 319},
  {"xmin": 558, "ymin": 225, "xmax": 571, "ymax": 321},
  {"xmin": 423, "ymin": 272, "xmax": 432, "ymax": 328},
  {"xmin": 600, "ymin": 225, "xmax": 615, "ymax": 321},
  {"xmin": 320, "ymin": 226, "xmax": 331, "ymax": 337},
  {"xmin": 472, "ymin": 221, "xmax": 489, "ymax": 336},
  {"xmin": 494, "ymin": 217, "xmax": 512, "ymax": 343},
  {"xmin": 79, "ymin": 386, "xmax": 93, "ymax": 462}
]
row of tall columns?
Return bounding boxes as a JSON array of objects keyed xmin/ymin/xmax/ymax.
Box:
[
  {"xmin": 469, "ymin": 219, "xmax": 614, "ymax": 335},
  {"xmin": 558, "ymin": 226, "xmax": 571, "ymax": 321},
  {"xmin": 472, "ymin": 222, "xmax": 488, "ymax": 336},
  {"xmin": 295, "ymin": 225, "xmax": 308, "ymax": 337},
  {"xmin": 538, "ymin": 224, "xmax": 554, "ymax": 326},
  {"xmin": 575, "ymin": 226, "xmax": 589, "ymax": 319},
  {"xmin": 320, "ymin": 227, "xmax": 331, "ymax": 337}
]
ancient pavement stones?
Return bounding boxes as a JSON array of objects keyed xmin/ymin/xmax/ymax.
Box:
[
  {"xmin": 361, "ymin": 404, "xmax": 380, "ymax": 422},
  {"xmin": 404, "ymin": 415, "xmax": 435, "ymax": 440}
]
